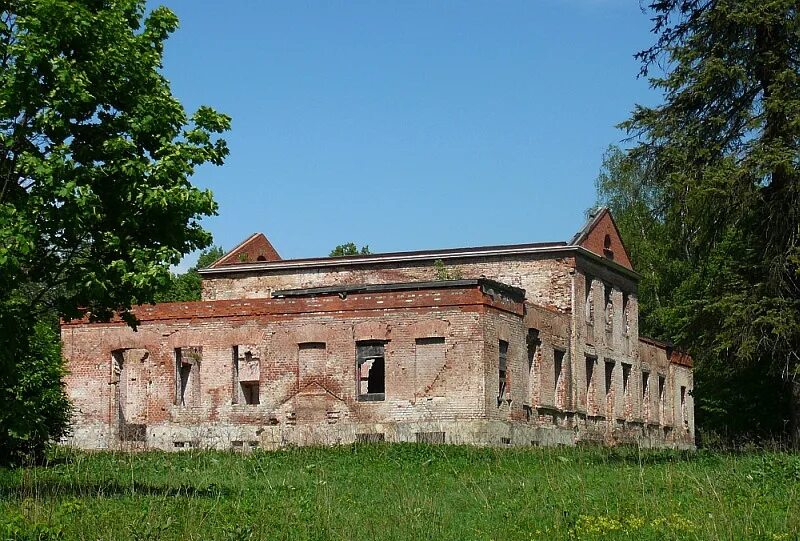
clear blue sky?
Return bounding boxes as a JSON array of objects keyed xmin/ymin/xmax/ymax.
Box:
[{"xmin": 151, "ymin": 0, "xmax": 661, "ymax": 268}]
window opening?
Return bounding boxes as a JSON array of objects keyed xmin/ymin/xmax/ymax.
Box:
[
  {"xmin": 233, "ymin": 345, "xmax": 260, "ymax": 405},
  {"xmin": 176, "ymin": 347, "xmax": 201, "ymax": 407},
  {"xmin": 554, "ymin": 349, "xmax": 565, "ymax": 408},
  {"xmin": 498, "ymin": 340, "xmax": 509, "ymax": 402},
  {"xmin": 605, "ymin": 361, "xmax": 614, "ymax": 396},
  {"xmin": 603, "ymin": 234, "xmax": 614, "ymax": 260},
  {"xmin": 585, "ymin": 275, "xmax": 594, "ymax": 323},
  {"xmin": 357, "ymin": 341, "xmax": 386, "ymax": 401},
  {"xmin": 604, "ymin": 284, "xmax": 613, "ymax": 330}
]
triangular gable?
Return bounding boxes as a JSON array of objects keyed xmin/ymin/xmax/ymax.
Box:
[
  {"xmin": 209, "ymin": 233, "xmax": 282, "ymax": 268},
  {"xmin": 570, "ymin": 208, "xmax": 633, "ymax": 270}
]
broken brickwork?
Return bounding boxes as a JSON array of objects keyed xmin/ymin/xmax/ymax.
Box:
[{"xmin": 62, "ymin": 208, "xmax": 694, "ymax": 450}]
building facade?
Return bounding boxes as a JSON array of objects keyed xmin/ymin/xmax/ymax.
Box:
[{"xmin": 61, "ymin": 208, "xmax": 695, "ymax": 450}]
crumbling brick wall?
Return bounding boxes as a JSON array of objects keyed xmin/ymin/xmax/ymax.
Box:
[
  {"xmin": 201, "ymin": 254, "xmax": 575, "ymax": 312},
  {"xmin": 62, "ymin": 283, "xmax": 524, "ymax": 449}
]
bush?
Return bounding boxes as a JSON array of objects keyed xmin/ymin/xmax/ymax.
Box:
[{"xmin": 0, "ymin": 313, "xmax": 71, "ymax": 466}]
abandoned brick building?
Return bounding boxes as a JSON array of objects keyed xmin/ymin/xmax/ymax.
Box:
[{"xmin": 61, "ymin": 208, "xmax": 695, "ymax": 450}]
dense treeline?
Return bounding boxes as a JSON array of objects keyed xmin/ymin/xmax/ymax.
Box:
[{"xmin": 602, "ymin": 0, "xmax": 799, "ymax": 446}]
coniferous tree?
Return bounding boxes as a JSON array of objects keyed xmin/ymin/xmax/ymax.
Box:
[{"xmin": 620, "ymin": 1, "xmax": 799, "ymax": 445}]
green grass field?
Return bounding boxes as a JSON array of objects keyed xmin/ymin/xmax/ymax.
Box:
[{"xmin": 1, "ymin": 444, "xmax": 798, "ymax": 540}]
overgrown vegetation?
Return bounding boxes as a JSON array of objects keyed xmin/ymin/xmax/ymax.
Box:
[
  {"xmin": 0, "ymin": 445, "xmax": 797, "ymax": 540},
  {"xmin": 0, "ymin": 316, "xmax": 70, "ymax": 466},
  {"xmin": 433, "ymin": 259, "xmax": 463, "ymax": 280},
  {"xmin": 329, "ymin": 243, "xmax": 371, "ymax": 257}
]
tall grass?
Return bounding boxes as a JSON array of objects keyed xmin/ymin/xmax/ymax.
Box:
[{"xmin": 1, "ymin": 445, "xmax": 798, "ymax": 540}]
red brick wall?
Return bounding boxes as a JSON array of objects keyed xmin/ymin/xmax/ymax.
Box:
[{"xmin": 62, "ymin": 284, "xmax": 524, "ymax": 449}]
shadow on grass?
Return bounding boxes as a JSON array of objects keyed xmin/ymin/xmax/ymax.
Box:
[{"xmin": 0, "ymin": 479, "xmax": 230, "ymax": 500}]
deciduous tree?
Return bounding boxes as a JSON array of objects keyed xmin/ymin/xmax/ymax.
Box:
[{"xmin": 0, "ymin": 0, "xmax": 230, "ymax": 461}]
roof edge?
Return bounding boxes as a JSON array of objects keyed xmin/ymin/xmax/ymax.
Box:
[
  {"xmin": 199, "ymin": 242, "xmax": 572, "ymax": 275},
  {"xmin": 272, "ymin": 278, "xmax": 526, "ymax": 301}
]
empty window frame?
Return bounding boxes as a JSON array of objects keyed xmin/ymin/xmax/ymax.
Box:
[
  {"xmin": 175, "ymin": 347, "xmax": 202, "ymax": 407},
  {"xmin": 622, "ymin": 293, "xmax": 630, "ymax": 335},
  {"xmin": 554, "ymin": 349, "xmax": 565, "ymax": 408},
  {"xmin": 584, "ymin": 275, "xmax": 594, "ymax": 323},
  {"xmin": 603, "ymin": 284, "xmax": 613, "ymax": 329},
  {"xmin": 658, "ymin": 374, "xmax": 666, "ymax": 422},
  {"xmin": 526, "ymin": 329, "xmax": 541, "ymax": 403},
  {"xmin": 641, "ymin": 371, "xmax": 651, "ymax": 419},
  {"xmin": 604, "ymin": 360, "xmax": 615, "ymax": 397},
  {"xmin": 604, "ymin": 360, "xmax": 615, "ymax": 416},
  {"xmin": 498, "ymin": 340, "xmax": 509, "ymax": 402},
  {"xmin": 680, "ymin": 386, "xmax": 688, "ymax": 428},
  {"xmin": 585, "ymin": 356, "xmax": 595, "ymax": 391},
  {"xmin": 603, "ymin": 234, "xmax": 614, "ymax": 260},
  {"xmin": 357, "ymin": 341, "xmax": 386, "ymax": 401},
  {"xmin": 621, "ymin": 363, "xmax": 631, "ymax": 396},
  {"xmin": 232, "ymin": 345, "xmax": 261, "ymax": 405},
  {"xmin": 585, "ymin": 355, "xmax": 596, "ymax": 414}
]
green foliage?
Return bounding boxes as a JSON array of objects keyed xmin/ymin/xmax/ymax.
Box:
[
  {"xmin": 0, "ymin": 446, "xmax": 797, "ymax": 539},
  {"xmin": 0, "ymin": 1, "xmax": 229, "ymax": 463},
  {"xmin": 615, "ymin": 0, "xmax": 800, "ymax": 444},
  {"xmin": 598, "ymin": 145, "xmax": 793, "ymax": 444},
  {"xmin": 433, "ymin": 259, "xmax": 463, "ymax": 280},
  {"xmin": 0, "ymin": 314, "xmax": 70, "ymax": 465},
  {"xmin": 329, "ymin": 243, "xmax": 371, "ymax": 257},
  {"xmin": 154, "ymin": 246, "xmax": 224, "ymax": 303},
  {"xmin": 0, "ymin": 0, "xmax": 230, "ymax": 325}
]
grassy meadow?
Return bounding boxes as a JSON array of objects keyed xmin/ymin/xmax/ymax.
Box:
[{"xmin": 0, "ymin": 444, "xmax": 798, "ymax": 540}]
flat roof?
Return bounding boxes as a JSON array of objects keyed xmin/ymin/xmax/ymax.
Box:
[{"xmin": 272, "ymin": 278, "xmax": 526, "ymax": 301}]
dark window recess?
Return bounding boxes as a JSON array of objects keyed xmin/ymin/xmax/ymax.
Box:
[
  {"xmin": 605, "ymin": 361, "xmax": 615, "ymax": 396},
  {"xmin": 554, "ymin": 349, "xmax": 566, "ymax": 408},
  {"xmin": 498, "ymin": 340, "xmax": 509, "ymax": 401},
  {"xmin": 356, "ymin": 433, "xmax": 385, "ymax": 443},
  {"xmin": 585, "ymin": 356, "xmax": 595, "ymax": 391},
  {"xmin": 357, "ymin": 341, "xmax": 386, "ymax": 401},
  {"xmin": 642, "ymin": 372, "xmax": 650, "ymax": 398},
  {"xmin": 622, "ymin": 363, "xmax": 631, "ymax": 395},
  {"xmin": 241, "ymin": 382, "xmax": 260, "ymax": 405},
  {"xmin": 680, "ymin": 386, "xmax": 688, "ymax": 426},
  {"xmin": 176, "ymin": 347, "xmax": 201, "ymax": 406},
  {"xmin": 526, "ymin": 329, "xmax": 541, "ymax": 370},
  {"xmin": 658, "ymin": 375, "xmax": 666, "ymax": 403},
  {"xmin": 585, "ymin": 275, "xmax": 594, "ymax": 322},
  {"xmin": 554, "ymin": 350, "xmax": 564, "ymax": 390},
  {"xmin": 415, "ymin": 432, "xmax": 446, "ymax": 444},
  {"xmin": 603, "ymin": 234, "xmax": 614, "ymax": 260},
  {"xmin": 120, "ymin": 423, "xmax": 146, "ymax": 442},
  {"xmin": 500, "ymin": 437, "xmax": 512, "ymax": 445}
]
